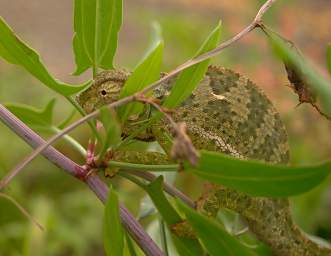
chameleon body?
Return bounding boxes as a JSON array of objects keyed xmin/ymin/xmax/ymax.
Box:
[{"xmin": 77, "ymin": 66, "xmax": 331, "ymax": 256}]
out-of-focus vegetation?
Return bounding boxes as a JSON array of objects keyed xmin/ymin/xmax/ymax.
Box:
[{"xmin": 0, "ymin": 0, "xmax": 331, "ymax": 254}]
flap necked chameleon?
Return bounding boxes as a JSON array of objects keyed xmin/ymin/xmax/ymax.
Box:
[{"xmin": 77, "ymin": 66, "xmax": 331, "ymax": 256}]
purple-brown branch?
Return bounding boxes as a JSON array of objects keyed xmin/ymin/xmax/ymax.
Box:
[{"xmin": 0, "ymin": 104, "xmax": 164, "ymax": 256}]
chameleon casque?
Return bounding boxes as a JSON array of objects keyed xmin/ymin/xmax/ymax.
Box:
[{"xmin": 77, "ymin": 66, "xmax": 331, "ymax": 256}]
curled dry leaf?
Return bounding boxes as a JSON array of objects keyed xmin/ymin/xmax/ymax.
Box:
[
  {"xmin": 171, "ymin": 122, "xmax": 200, "ymax": 166},
  {"xmin": 285, "ymin": 63, "xmax": 317, "ymax": 105},
  {"xmin": 285, "ymin": 63, "xmax": 331, "ymax": 120}
]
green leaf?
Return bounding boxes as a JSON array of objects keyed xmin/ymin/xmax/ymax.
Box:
[
  {"xmin": 73, "ymin": 0, "xmax": 123, "ymax": 75},
  {"xmin": 99, "ymin": 106, "xmax": 122, "ymax": 157},
  {"xmin": 118, "ymin": 38, "xmax": 164, "ymax": 122},
  {"xmin": 187, "ymin": 150, "xmax": 331, "ymax": 197},
  {"xmin": 124, "ymin": 233, "xmax": 140, "ymax": 256},
  {"xmin": 163, "ymin": 21, "xmax": 222, "ymax": 108},
  {"xmin": 0, "ymin": 17, "xmax": 89, "ymax": 96},
  {"xmin": 269, "ymin": 32, "xmax": 331, "ymax": 116},
  {"xmin": 104, "ymin": 185, "xmax": 124, "ymax": 256},
  {"xmin": 5, "ymin": 100, "xmax": 87, "ymax": 155},
  {"xmin": 144, "ymin": 176, "xmax": 204, "ymax": 256},
  {"xmin": 57, "ymin": 109, "xmax": 76, "ymax": 129},
  {"xmin": 327, "ymin": 43, "xmax": 331, "ymax": 75},
  {"xmin": 5, "ymin": 99, "xmax": 56, "ymax": 128},
  {"xmin": 177, "ymin": 201, "xmax": 256, "ymax": 256}
]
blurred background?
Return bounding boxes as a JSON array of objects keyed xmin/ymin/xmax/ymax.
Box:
[{"xmin": 0, "ymin": 0, "xmax": 331, "ymax": 255}]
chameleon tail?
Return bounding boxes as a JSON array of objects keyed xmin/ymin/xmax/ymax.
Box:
[{"xmin": 196, "ymin": 183, "xmax": 331, "ymax": 256}]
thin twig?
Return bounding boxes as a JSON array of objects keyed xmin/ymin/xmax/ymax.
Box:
[
  {"xmin": 0, "ymin": 104, "xmax": 163, "ymax": 256},
  {"xmin": 0, "ymin": 192, "xmax": 44, "ymax": 231},
  {"xmin": 0, "ymin": 0, "xmax": 277, "ymax": 195},
  {"xmin": 137, "ymin": 94, "xmax": 200, "ymax": 166},
  {"xmin": 139, "ymin": 0, "xmax": 277, "ymax": 96},
  {"xmin": 85, "ymin": 173, "xmax": 164, "ymax": 256},
  {"xmin": 136, "ymin": 94, "xmax": 178, "ymax": 129},
  {"xmin": 0, "ymin": 95, "xmax": 135, "ymax": 189},
  {"xmin": 125, "ymin": 169, "xmax": 195, "ymax": 208}
]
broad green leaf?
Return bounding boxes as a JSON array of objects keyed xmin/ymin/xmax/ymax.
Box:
[
  {"xmin": 187, "ymin": 150, "xmax": 331, "ymax": 197},
  {"xmin": 327, "ymin": 43, "xmax": 331, "ymax": 75},
  {"xmin": 163, "ymin": 21, "xmax": 222, "ymax": 108},
  {"xmin": 177, "ymin": 200, "xmax": 256, "ymax": 256},
  {"xmin": 269, "ymin": 32, "xmax": 331, "ymax": 116},
  {"xmin": 73, "ymin": 0, "xmax": 123, "ymax": 75},
  {"xmin": 118, "ymin": 39, "xmax": 164, "ymax": 122},
  {"xmin": 5, "ymin": 99, "xmax": 56, "ymax": 128},
  {"xmin": 144, "ymin": 176, "xmax": 204, "ymax": 256},
  {"xmin": 0, "ymin": 17, "xmax": 89, "ymax": 95},
  {"xmin": 99, "ymin": 106, "xmax": 122, "ymax": 157},
  {"xmin": 104, "ymin": 186, "xmax": 124, "ymax": 256}
]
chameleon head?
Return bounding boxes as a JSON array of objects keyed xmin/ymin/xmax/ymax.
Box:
[{"xmin": 76, "ymin": 69, "xmax": 131, "ymax": 113}]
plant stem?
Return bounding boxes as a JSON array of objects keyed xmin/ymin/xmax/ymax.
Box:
[
  {"xmin": 118, "ymin": 172, "xmax": 147, "ymax": 187},
  {"xmin": 0, "ymin": 104, "xmax": 164, "ymax": 256},
  {"xmin": 51, "ymin": 127, "xmax": 86, "ymax": 156},
  {"xmin": 125, "ymin": 170, "xmax": 195, "ymax": 208},
  {"xmin": 0, "ymin": 192, "xmax": 44, "ymax": 231},
  {"xmin": 109, "ymin": 160, "xmax": 179, "ymax": 172},
  {"xmin": 65, "ymin": 96, "xmax": 102, "ymax": 142},
  {"xmin": 92, "ymin": 65, "xmax": 98, "ymax": 78},
  {"xmin": 86, "ymin": 174, "xmax": 163, "ymax": 256}
]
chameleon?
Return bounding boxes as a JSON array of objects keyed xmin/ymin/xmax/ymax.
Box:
[{"xmin": 77, "ymin": 66, "xmax": 331, "ymax": 256}]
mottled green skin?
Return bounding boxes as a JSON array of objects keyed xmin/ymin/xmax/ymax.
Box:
[
  {"xmin": 77, "ymin": 69, "xmax": 129, "ymax": 114},
  {"xmin": 157, "ymin": 66, "xmax": 289, "ymax": 163},
  {"xmin": 77, "ymin": 66, "xmax": 331, "ymax": 256}
]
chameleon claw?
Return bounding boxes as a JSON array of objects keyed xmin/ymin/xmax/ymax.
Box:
[
  {"xmin": 170, "ymin": 220, "xmax": 196, "ymax": 239},
  {"xmin": 234, "ymin": 226, "xmax": 249, "ymax": 236}
]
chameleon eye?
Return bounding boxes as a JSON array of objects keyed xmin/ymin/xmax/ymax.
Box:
[{"xmin": 100, "ymin": 89, "xmax": 107, "ymax": 96}]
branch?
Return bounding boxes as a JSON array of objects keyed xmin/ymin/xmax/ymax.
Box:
[
  {"xmin": 0, "ymin": 0, "xmax": 277, "ymax": 196},
  {"xmin": 0, "ymin": 96, "xmax": 135, "ymax": 189},
  {"xmin": 0, "ymin": 104, "xmax": 163, "ymax": 256},
  {"xmin": 124, "ymin": 169, "xmax": 195, "ymax": 208},
  {"xmin": 136, "ymin": 95, "xmax": 199, "ymax": 166}
]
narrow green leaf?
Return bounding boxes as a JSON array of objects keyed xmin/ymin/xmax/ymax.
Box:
[
  {"xmin": 104, "ymin": 186, "xmax": 124, "ymax": 256},
  {"xmin": 72, "ymin": 0, "xmax": 123, "ymax": 75},
  {"xmin": 269, "ymin": 32, "xmax": 331, "ymax": 116},
  {"xmin": 327, "ymin": 43, "xmax": 331, "ymax": 75},
  {"xmin": 145, "ymin": 176, "xmax": 182, "ymax": 224},
  {"xmin": 144, "ymin": 176, "xmax": 204, "ymax": 256},
  {"xmin": 5, "ymin": 99, "xmax": 56, "ymax": 127},
  {"xmin": 57, "ymin": 109, "xmax": 76, "ymax": 129},
  {"xmin": 124, "ymin": 232, "xmax": 140, "ymax": 256},
  {"xmin": 177, "ymin": 201, "xmax": 256, "ymax": 256},
  {"xmin": 163, "ymin": 21, "xmax": 222, "ymax": 108},
  {"xmin": 118, "ymin": 40, "xmax": 164, "ymax": 122},
  {"xmin": 187, "ymin": 150, "xmax": 331, "ymax": 197},
  {"xmin": 99, "ymin": 106, "xmax": 122, "ymax": 157},
  {"xmin": 0, "ymin": 17, "xmax": 89, "ymax": 95},
  {"xmin": 5, "ymin": 100, "xmax": 86, "ymax": 155}
]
